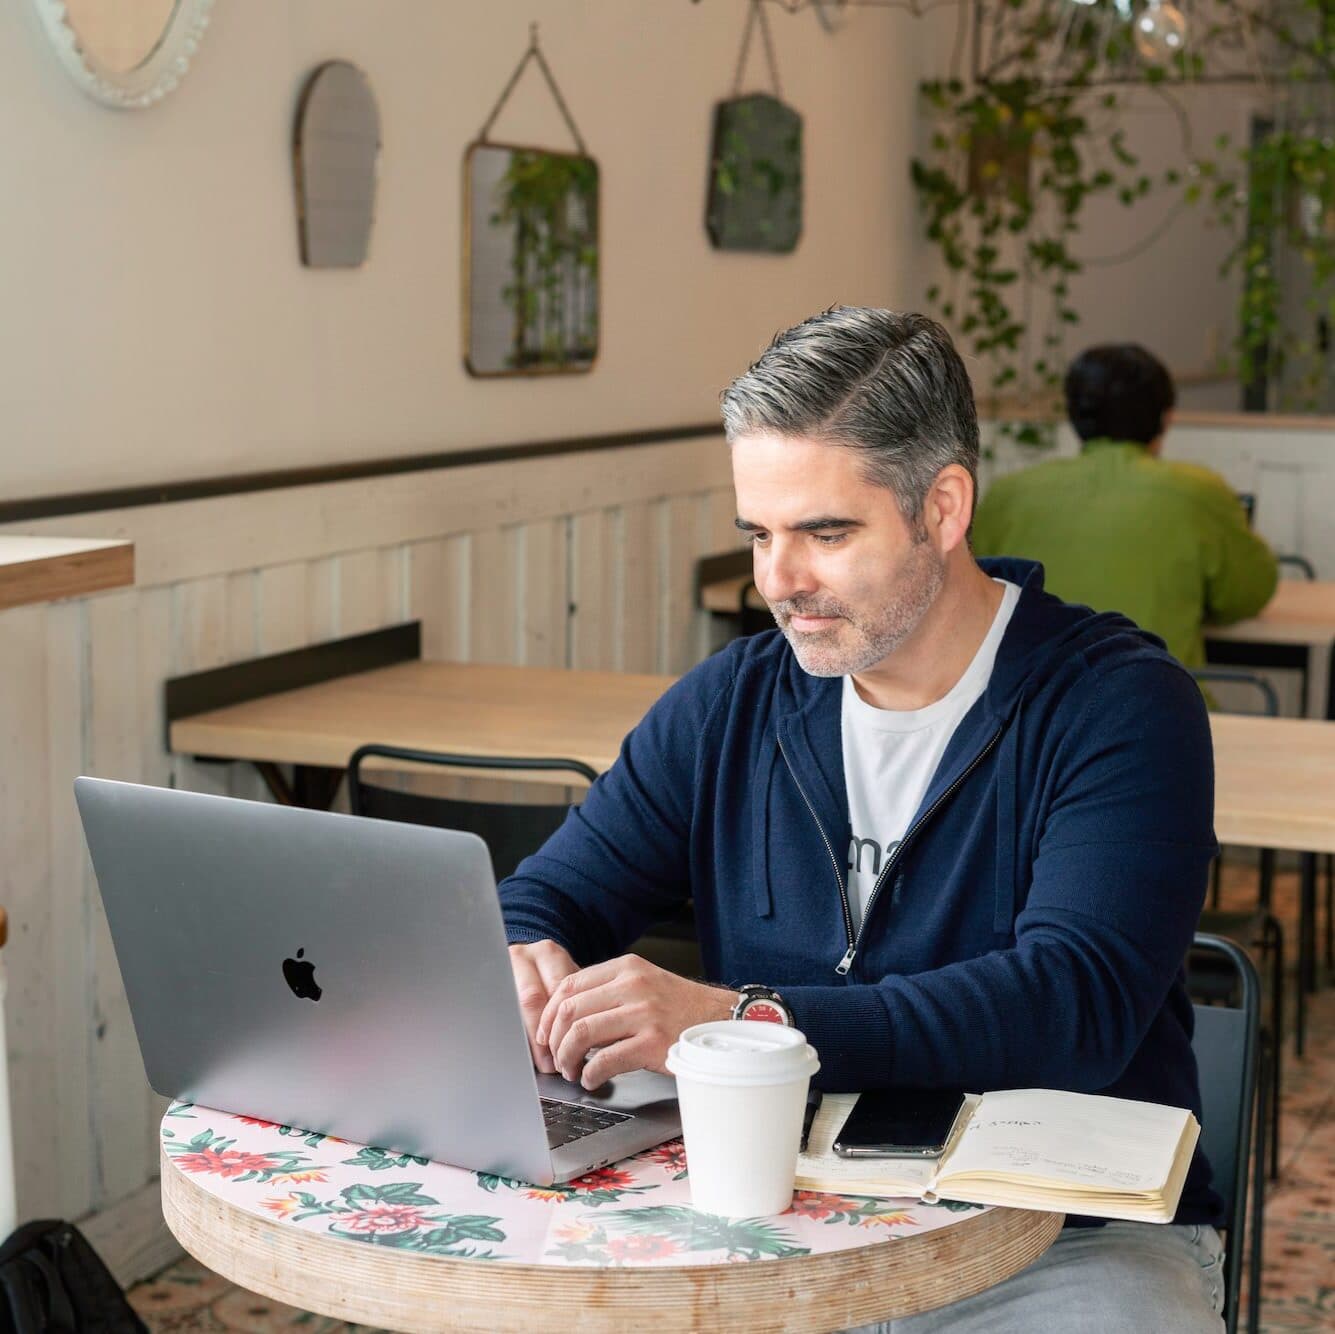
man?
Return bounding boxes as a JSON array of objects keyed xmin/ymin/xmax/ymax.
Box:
[
  {"xmin": 973, "ymin": 343, "xmax": 1277, "ymax": 668},
  {"xmin": 501, "ymin": 309, "xmax": 1223, "ymax": 1331}
]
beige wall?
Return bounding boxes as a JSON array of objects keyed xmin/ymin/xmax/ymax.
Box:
[{"xmin": 0, "ymin": 0, "xmax": 936, "ymax": 501}]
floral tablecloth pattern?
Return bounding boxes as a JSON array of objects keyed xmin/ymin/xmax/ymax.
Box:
[{"xmin": 161, "ymin": 1103, "xmax": 985, "ymax": 1269}]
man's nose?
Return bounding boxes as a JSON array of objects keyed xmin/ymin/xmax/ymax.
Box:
[{"xmin": 759, "ymin": 541, "xmax": 815, "ymax": 605}]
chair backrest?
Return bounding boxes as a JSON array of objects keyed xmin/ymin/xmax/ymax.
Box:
[
  {"xmin": 1190, "ymin": 667, "xmax": 1279, "ymax": 717},
  {"xmin": 347, "ymin": 744, "xmax": 597, "ymax": 883},
  {"xmin": 1277, "ymin": 553, "xmax": 1316, "ymax": 580},
  {"xmin": 1189, "ymin": 932, "xmax": 1261, "ymax": 1334}
]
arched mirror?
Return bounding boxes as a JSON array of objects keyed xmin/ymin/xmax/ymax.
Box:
[{"xmin": 30, "ymin": 0, "xmax": 214, "ymax": 109}]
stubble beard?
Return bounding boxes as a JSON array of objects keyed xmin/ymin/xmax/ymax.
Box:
[{"xmin": 769, "ymin": 538, "xmax": 947, "ymax": 678}]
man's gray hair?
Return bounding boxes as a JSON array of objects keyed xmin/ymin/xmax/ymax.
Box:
[{"xmin": 720, "ymin": 307, "xmax": 980, "ymax": 528}]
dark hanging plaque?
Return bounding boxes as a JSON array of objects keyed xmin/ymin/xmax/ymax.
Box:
[{"xmin": 706, "ymin": 93, "xmax": 803, "ymax": 254}]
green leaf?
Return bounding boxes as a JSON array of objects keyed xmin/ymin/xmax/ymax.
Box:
[{"xmin": 343, "ymin": 1181, "xmax": 440, "ymax": 1208}]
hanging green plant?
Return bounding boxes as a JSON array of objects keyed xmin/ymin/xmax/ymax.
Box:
[
  {"xmin": 911, "ymin": 0, "xmax": 1335, "ymax": 421},
  {"xmin": 911, "ymin": 74, "xmax": 1152, "ymax": 445}
]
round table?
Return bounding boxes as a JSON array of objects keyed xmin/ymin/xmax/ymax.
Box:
[{"xmin": 159, "ymin": 1103, "xmax": 1062, "ymax": 1333}]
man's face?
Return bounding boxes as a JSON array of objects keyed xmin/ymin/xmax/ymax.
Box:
[{"xmin": 731, "ymin": 431, "xmax": 945, "ymax": 677}]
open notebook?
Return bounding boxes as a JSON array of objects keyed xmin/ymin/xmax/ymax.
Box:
[{"xmin": 796, "ymin": 1089, "xmax": 1200, "ymax": 1224}]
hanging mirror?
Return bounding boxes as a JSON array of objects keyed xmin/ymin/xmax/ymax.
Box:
[
  {"xmin": 293, "ymin": 61, "xmax": 381, "ymax": 269},
  {"xmin": 30, "ymin": 0, "xmax": 214, "ymax": 109},
  {"xmin": 464, "ymin": 143, "xmax": 600, "ymax": 376},
  {"xmin": 706, "ymin": 1, "xmax": 803, "ymax": 253},
  {"xmin": 463, "ymin": 27, "xmax": 599, "ymax": 377}
]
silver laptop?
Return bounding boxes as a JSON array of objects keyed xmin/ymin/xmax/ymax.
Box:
[{"xmin": 74, "ymin": 776, "xmax": 680, "ymax": 1186}]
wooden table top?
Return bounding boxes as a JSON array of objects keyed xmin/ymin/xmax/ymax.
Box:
[
  {"xmin": 169, "ymin": 660, "xmax": 677, "ymax": 774},
  {"xmin": 1211, "ymin": 712, "xmax": 1335, "ymax": 853},
  {"xmin": 703, "ymin": 575, "xmax": 1335, "ymax": 647},
  {"xmin": 0, "ymin": 535, "xmax": 133, "ymax": 611},
  {"xmin": 160, "ymin": 1102, "xmax": 1062, "ymax": 1333},
  {"xmin": 1208, "ymin": 578, "xmax": 1335, "ymax": 647}
]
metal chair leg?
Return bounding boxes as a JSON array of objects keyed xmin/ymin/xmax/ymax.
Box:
[
  {"xmin": 1269, "ymin": 919, "xmax": 1282, "ymax": 1178},
  {"xmin": 1257, "ymin": 849, "xmax": 1274, "ymax": 911},
  {"xmin": 1247, "ymin": 1039, "xmax": 1267, "ymax": 1334}
]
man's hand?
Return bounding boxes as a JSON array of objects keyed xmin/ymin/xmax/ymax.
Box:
[
  {"xmin": 508, "ymin": 940, "xmax": 580, "ymax": 1074},
  {"xmin": 538, "ymin": 954, "xmax": 738, "ymax": 1089}
]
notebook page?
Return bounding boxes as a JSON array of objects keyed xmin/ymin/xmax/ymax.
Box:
[{"xmin": 938, "ymin": 1089, "xmax": 1191, "ymax": 1193}]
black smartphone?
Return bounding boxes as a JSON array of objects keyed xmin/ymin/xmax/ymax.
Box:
[{"xmin": 831, "ymin": 1087, "xmax": 968, "ymax": 1159}]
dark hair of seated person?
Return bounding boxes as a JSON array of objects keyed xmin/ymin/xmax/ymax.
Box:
[{"xmin": 1064, "ymin": 344, "xmax": 1177, "ymax": 446}]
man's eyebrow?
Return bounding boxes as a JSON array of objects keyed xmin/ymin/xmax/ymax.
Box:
[{"xmin": 734, "ymin": 516, "xmax": 864, "ymax": 533}]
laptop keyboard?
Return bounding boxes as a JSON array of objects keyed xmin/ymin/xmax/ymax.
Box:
[{"xmin": 541, "ymin": 1096, "xmax": 634, "ymax": 1148}]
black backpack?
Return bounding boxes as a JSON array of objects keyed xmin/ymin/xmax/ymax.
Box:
[{"xmin": 0, "ymin": 1221, "xmax": 146, "ymax": 1334}]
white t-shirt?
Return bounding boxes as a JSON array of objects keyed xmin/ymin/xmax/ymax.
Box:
[{"xmin": 841, "ymin": 580, "xmax": 1020, "ymax": 932}]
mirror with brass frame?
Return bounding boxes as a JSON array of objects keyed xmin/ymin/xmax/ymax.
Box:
[
  {"xmin": 30, "ymin": 0, "xmax": 214, "ymax": 109},
  {"xmin": 464, "ymin": 141, "xmax": 600, "ymax": 378}
]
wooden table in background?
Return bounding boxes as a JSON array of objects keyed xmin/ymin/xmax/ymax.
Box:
[
  {"xmin": 1207, "ymin": 580, "xmax": 1335, "ymax": 717},
  {"xmin": 0, "ymin": 535, "xmax": 133, "ymax": 610},
  {"xmin": 170, "ymin": 660, "xmax": 676, "ymax": 801},
  {"xmin": 1212, "ymin": 712, "xmax": 1335, "ymax": 1049},
  {"xmin": 160, "ymin": 1103, "xmax": 1062, "ymax": 1333}
]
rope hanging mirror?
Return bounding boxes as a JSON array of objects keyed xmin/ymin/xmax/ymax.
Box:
[
  {"xmin": 706, "ymin": 0, "xmax": 804, "ymax": 253},
  {"xmin": 463, "ymin": 24, "xmax": 600, "ymax": 378}
]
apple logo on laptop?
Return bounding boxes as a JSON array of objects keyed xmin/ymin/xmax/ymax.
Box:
[{"xmin": 282, "ymin": 948, "xmax": 322, "ymax": 1002}]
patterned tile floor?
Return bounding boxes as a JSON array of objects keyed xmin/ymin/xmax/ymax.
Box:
[{"xmin": 128, "ymin": 862, "xmax": 1334, "ymax": 1332}]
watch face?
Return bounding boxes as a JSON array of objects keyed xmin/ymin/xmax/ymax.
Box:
[{"xmin": 740, "ymin": 1000, "xmax": 787, "ymax": 1024}]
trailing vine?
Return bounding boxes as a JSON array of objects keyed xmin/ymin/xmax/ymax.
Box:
[{"xmin": 909, "ymin": 0, "xmax": 1335, "ymax": 425}]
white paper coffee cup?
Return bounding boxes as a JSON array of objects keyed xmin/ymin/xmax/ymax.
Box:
[{"xmin": 665, "ymin": 1020, "xmax": 820, "ymax": 1218}]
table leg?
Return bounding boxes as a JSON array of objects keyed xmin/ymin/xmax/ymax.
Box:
[
  {"xmin": 293, "ymin": 765, "xmax": 344, "ymax": 809},
  {"xmin": 252, "ymin": 762, "xmax": 344, "ymax": 810}
]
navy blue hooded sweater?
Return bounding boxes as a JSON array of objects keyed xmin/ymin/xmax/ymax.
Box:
[{"xmin": 500, "ymin": 558, "xmax": 1220, "ymax": 1224}]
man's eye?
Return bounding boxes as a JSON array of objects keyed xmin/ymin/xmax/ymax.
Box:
[
  {"xmin": 813, "ymin": 533, "xmax": 847, "ymax": 546},
  {"xmin": 748, "ymin": 532, "xmax": 771, "ymax": 546}
]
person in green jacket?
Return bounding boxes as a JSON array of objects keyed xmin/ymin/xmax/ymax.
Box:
[{"xmin": 972, "ymin": 344, "xmax": 1278, "ymax": 668}]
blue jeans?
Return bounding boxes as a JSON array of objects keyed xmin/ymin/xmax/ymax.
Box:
[{"xmin": 852, "ymin": 1222, "xmax": 1226, "ymax": 1333}]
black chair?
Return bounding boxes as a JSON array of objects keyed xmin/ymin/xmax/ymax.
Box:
[
  {"xmin": 348, "ymin": 744, "xmax": 598, "ymax": 880},
  {"xmin": 347, "ymin": 744, "xmax": 700, "ymax": 973},
  {"xmin": 1190, "ymin": 932, "xmax": 1266, "ymax": 1334},
  {"xmin": 1193, "ymin": 667, "xmax": 1276, "ymax": 911},
  {"xmin": 1276, "ymin": 553, "xmax": 1316, "ymax": 580}
]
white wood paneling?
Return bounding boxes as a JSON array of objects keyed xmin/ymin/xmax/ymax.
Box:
[
  {"xmin": 46, "ymin": 602, "xmax": 91, "ymax": 1220},
  {"xmin": 0, "ymin": 438, "xmax": 734, "ymax": 588},
  {"xmin": 0, "ymin": 607, "xmax": 58, "ymax": 1218},
  {"xmin": 86, "ymin": 592, "xmax": 154, "ymax": 1208}
]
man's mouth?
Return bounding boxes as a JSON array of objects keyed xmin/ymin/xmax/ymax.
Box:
[{"xmin": 786, "ymin": 612, "xmax": 842, "ymax": 632}]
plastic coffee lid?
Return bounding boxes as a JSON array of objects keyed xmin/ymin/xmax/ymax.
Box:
[{"xmin": 666, "ymin": 1019, "xmax": 819, "ymax": 1087}]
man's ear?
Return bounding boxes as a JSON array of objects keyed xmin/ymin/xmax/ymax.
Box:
[{"xmin": 925, "ymin": 465, "xmax": 975, "ymax": 554}]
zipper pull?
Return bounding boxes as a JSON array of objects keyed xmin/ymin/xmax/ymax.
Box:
[{"xmin": 835, "ymin": 944, "xmax": 856, "ymax": 976}]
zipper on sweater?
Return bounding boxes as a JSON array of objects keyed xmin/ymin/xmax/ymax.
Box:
[
  {"xmin": 837, "ymin": 726, "xmax": 1004, "ymax": 977},
  {"xmin": 776, "ymin": 736, "xmax": 857, "ymax": 970}
]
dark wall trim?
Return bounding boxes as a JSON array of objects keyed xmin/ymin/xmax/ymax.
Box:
[
  {"xmin": 164, "ymin": 621, "xmax": 422, "ymax": 748},
  {"xmin": 1, "ymin": 421, "xmax": 724, "ymax": 525}
]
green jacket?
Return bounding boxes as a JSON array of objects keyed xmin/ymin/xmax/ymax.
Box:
[{"xmin": 972, "ymin": 439, "xmax": 1278, "ymax": 668}]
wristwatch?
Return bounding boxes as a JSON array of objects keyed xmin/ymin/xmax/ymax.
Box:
[{"xmin": 732, "ymin": 983, "xmax": 793, "ymax": 1026}]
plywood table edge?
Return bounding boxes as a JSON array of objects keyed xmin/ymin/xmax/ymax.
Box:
[
  {"xmin": 166, "ymin": 717, "xmax": 625, "ymax": 774},
  {"xmin": 161, "ymin": 1144, "xmax": 1062, "ymax": 1332},
  {"xmin": 0, "ymin": 538, "xmax": 133, "ymax": 610}
]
